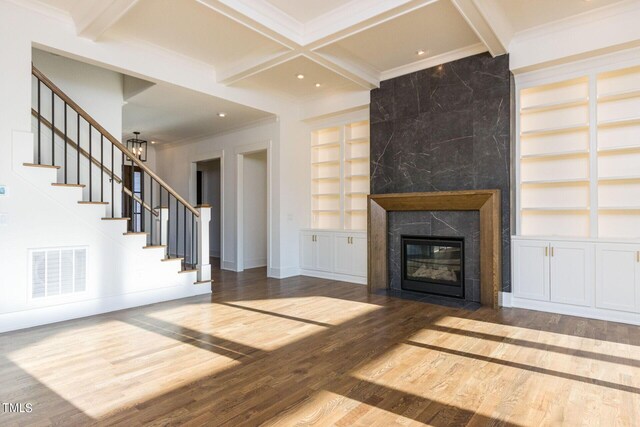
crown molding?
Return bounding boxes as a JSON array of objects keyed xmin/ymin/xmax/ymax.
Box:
[
  {"xmin": 509, "ymin": 0, "xmax": 640, "ymax": 73},
  {"xmin": 380, "ymin": 43, "xmax": 487, "ymax": 81}
]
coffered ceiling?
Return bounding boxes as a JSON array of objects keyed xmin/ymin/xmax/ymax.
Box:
[{"xmin": 17, "ymin": 0, "xmax": 634, "ymax": 101}]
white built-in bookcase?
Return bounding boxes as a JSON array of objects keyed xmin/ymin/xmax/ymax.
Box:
[
  {"xmin": 311, "ymin": 121, "xmax": 370, "ymax": 230},
  {"xmin": 516, "ymin": 64, "xmax": 640, "ymax": 239}
]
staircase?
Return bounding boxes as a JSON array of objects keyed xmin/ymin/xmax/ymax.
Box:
[{"xmin": 24, "ymin": 65, "xmax": 212, "ymax": 287}]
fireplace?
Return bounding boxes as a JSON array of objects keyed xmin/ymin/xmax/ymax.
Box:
[{"xmin": 401, "ymin": 236, "xmax": 464, "ymax": 298}]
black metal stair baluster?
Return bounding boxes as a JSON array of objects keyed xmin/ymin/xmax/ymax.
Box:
[
  {"xmin": 121, "ymin": 150, "xmax": 125, "ymax": 220},
  {"xmin": 51, "ymin": 89, "xmax": 54, "ymax": 166},
  {"xmin": 111, "ymin": 144, "xmax": 115, "ymax": 218},
  {"xmin": 175, "ymin": 196, "xmax": 179, "ymax": 261},
  {"xmin": 89, "ymin": 125, "xmax": 92, "ymax": 202},
  {"xmin": 131, "ymin": 154, "xmax": 135, "ymax": 232},
  {"xmin": 183, "ymin": 204, "xmax": 186, "ymax": 269},
  {"xmin": 64, "ymin": 102, "xmax": 67, "ymax": 184},
  {"xmin": 159, "ymin": 187, "xmax": 163, "ymax": 247},
  {"xmin": 37, "ymin": 80, "xmax": 41, "ymax": 164},
  {"xmin": 77, "ymin": 115, "xmax": 80, "ymax": 185},
  {"xmin": 191, "ymin": 212, "xmax": 195, "ymax": 269},
  {"xmin": 100, "ymin": 135, "xmax": 104, "ymax": 202},
  {"xmin": 150, "ymin": 177, "xmax": 154, "ymax": 246}
]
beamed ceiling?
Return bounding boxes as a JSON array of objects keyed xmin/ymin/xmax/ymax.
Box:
[{"xmin": 22, "ymin": 0, "xmax": 630, "ymax": 100}]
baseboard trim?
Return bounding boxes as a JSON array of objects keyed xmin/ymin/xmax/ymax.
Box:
[
  {"xmin": 221, "ymin": 260, "xmax": 236, "ymax": 271},
  {"xmin": 0, "ymin": 283, "xmax": 211, "ymax": 334},
  {"xmin": 244, "ymin": 257, "xmax": 267, "ymax": 270},
  {"xmin": 499, "ymin": 291, "xmax": 512, "ymax": 307},
  {"xmin": 268, "ymin": 266, "xmax": 300, "ymax": 279},
  {"xmin": 510, "ymin": 296, "xmax": 640, "ymax": 326},
  {"xmin": 300, "ymin": 269, "xmax": 367, "ymax": 285}
]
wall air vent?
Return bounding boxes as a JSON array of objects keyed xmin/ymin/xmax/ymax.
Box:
[{"xmin": 30, "ymin": 247, "xmax": 87, "ymax": 298}]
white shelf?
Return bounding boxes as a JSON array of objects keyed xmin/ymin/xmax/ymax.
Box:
[
  {"xmin": 521, "ymin": 123, "xmax": 589, "ymax": 137},
  {"xmin": 598, "ymin": 145, "xmax": 640, "ymax": 154},
  {"xmin": 598, "ymin": 88, "xmax": 640, "ymax": 103},
  {"xmin": 312, "ymin": 193, "xmax": 340, "ymax": 197},
  {"xmin": 598, "ymin": 116, "xmax": 640, "ymax": 128},
  {"xmin": 347, "ymin": 174, "xmax": 369, "ymax": 179},
  {"xmin": 522, "ymin": 178, "xmax": 590, "ymax": 185},
  {"xmin": 312, "ymin": 176, "xmax": 340, "ymax": 181},
  {"xmin": 346, "ymin": 209, "xmax": 367, "ymax": 213},
  {"xmin": 312, "ymin": 209, "xmax": 340, "ymax": 213},
  {"xmin": 345, "ymin": 156, "xmax": 369, "ymax": 162},
  {"xmin": 312, "ymin": 160, "xmax": 340, "ymax": 165},
  {"xmin": 347, "ymin": 137, "xmax": 369, "ymax": 144},
  {"xmin": 598, "ymin": 175, "xmax": 640, "ymax": 182},
  {"xmin": 346, "ymin": 192, "xmax": 369, "ymax": 196},
  {"xmin": 522, "ymin": 207, "xmax": 590, "ymax": 212},
  {"xmin": 521, "ymin": 97, "xmax": 588, "ymax": 114},
  {"xmin": 521, "ymin": 149, "xmax": 589, "ymax": 160}
]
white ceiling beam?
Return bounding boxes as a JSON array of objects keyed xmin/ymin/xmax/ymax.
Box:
[
  {"xmin": 196, "ymin": 0, "xmax": 302, "ymax": 50},
  {"xmin": 72, "ymin": 0, "xmax": 139, "ymax": 41},
  {"xmin": 305, "ymin": 52, "xmax": 379, "ymax": 90},
  {"xmin": 217, "ymin": 51, "xmax": 300, "ymax": 85},
  {"xmin": 450, "ymin": 0, "xmax": 507, "ymax": 56},
  {"xmin": 305, "ymin": 0, "xmax": 438, "ymax": 50}
]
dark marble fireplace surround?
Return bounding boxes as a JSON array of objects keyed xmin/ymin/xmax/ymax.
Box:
[{"xmin": 370, "ymin": 53, "xmax": 511, "ymax": 303}]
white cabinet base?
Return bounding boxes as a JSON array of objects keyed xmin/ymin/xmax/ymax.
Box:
[
  {"xmin": 510, "ymin": 297, "xmax": 640, "ymax": 326},
  {"xmin": 299, "ymin": 269, "xmax": 367, "ymax": 285}
]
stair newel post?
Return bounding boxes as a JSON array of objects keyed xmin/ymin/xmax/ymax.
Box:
[
  {"xmin": 196, "ymin": 205, "xmax": 211, "ymax": 282},
  {"xmin": 160, "ymin": 206, "xmax": 169, "ymax": 258},
  {"xmin": 63, "ymin": 101, "xmax": 67, "ymax": 184},
  {"xmin": 150, "ymin": 176, "xmax": 154, "ymax": 246},
  {"xmin": 88, "ymin": 124, "xmax": 92, "ymax": 202}
]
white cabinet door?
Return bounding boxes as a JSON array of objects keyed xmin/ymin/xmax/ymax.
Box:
[
  {"xmin": 334, "ymin": 234, "xmax": 352, "ymax": 275},
  {"xmin": 596, "ymin": 244, "xmax": 640, "ymax": 313},
  {"xmin": 513, "ymin": 239, "xmax": 550, "ymax": 301},
  {"xmin": 352, "ymin": 235, "xmax": 367, "ymax": 277},
  {"xmin": 315, "ymin": 233, "xmax": 334, "ymax": 272},
  {"xmin": 300, "ymin": 232, "xmax": 316, "ymax": 270},
  {"xmin": 550, "ymin": 242, "xmax": 594, "ymax": 307}
]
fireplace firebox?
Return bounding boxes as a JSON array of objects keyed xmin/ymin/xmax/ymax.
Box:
[{"xmin": 401, "ymin": 236, "xmax": 464, "ymax": 298}]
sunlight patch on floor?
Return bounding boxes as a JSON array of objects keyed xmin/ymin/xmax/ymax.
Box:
[{"xmin": 6, "ymin": 320, "xmax": 241, "ymax": 418}]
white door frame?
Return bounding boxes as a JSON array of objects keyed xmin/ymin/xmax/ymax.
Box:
[
  {"xmin": 189, "ymin": 150, "xmax": 225, "ymax": 268},
  {"xmin": 236, "ymin": 140, "xmax": 271, "ymax": 273}
]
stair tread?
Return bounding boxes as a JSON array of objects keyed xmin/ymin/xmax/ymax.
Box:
[
  {"xmin": 194, "ymin": 279, "xmax": 214, "ymax": 285},
  {"xmin": 102, "ymin": 217, "xmax": 130, "ymax": 221},
  {"xmin": 161, "ymin": 257, "xmax": 183, "ymax": 262},
  {"xmin": 23, "ymin": 163, "xmax": 61, "ymax": 169},
  {"xmin": 78, "ymin": 201, "xmax": 109, "ymax": 205},
  {"xmin": 123, "ymin": 232, "xmax": 148, "ymax": 235},
  {"xmin": 143, "ymin": 245, "xmax": 166, "ymax": 249},
  {"xmin": 178, "ymin": 269, "xmax": 198, "ymax": 274},
  {"xmin": 52, "ymin": 183, "xmax": 85, "ymax": 188}
]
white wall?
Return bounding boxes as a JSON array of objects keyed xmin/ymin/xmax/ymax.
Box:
[
  {"xmin": 154, "ymin": 120, "xmax": 281, "ymax": 273},
  {"xmin": 242, "ymin": 150, "xmax": 268, "ymax": 269},
  {"xmin": 197, "ymin": 159, "xmax": 221, "ymax": 258}
]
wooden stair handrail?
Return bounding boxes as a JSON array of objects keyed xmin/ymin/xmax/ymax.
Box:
[
  {"xmin": 31, "ymin": 109, "xmax": 123, "ymax": 184},
  {"xmin": 32, "ymin": 65, "xmax": 199, "ymax": 217}
]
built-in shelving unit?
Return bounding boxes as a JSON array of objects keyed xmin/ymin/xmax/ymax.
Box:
[
  {"xmin": 518, "ymin": 76, "xmax": 591, "ymax": 238},
  {"xmin": 596, "ymin": 65, "xmax": 640, "ymax": 238},
  {"xmin": 517, "ymin": 64, "xmax": 640, "ymax": 239},
  {"xmin": 311, "ymin": 121, "xmax": 370, "ymax": 230}
]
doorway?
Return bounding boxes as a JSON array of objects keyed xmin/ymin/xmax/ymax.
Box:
[
  {"xmin": 237, "ymin": 148, "xmax": 269, "ymax": 272},
  {"xmin": 196, "ymin": 159, "xmax": 222, "ymax": 271},
  {"xmin": 122, "ymin": 165, "xmax": 144, "ymax": 232}
]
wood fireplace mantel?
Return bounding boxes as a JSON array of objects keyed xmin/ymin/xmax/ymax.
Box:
[{"xmin": 367, "ymin": 190, "xmax": 501, "ymax": 309}]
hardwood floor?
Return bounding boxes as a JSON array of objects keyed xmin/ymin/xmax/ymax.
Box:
[{"xmin": 1, "ymin": 272, "xmax": 639, "ymax": 426}]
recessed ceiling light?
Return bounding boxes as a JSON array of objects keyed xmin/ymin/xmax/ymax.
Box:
[
  {"xmin": 416, "ymin": 49, "xmax": 426, "ymax": 56},
  {"xmin": 217, "ymin": 112, "xmax": 226, "ymax": 118},
  {"xmin": 315, "ymin": 83, "xmax": 321, "ymax": 88},
  {"xmin": 296, "ymin": 74, "xmax": 305, "ymax": 80},
  {"xmin": 151, "ymin": 141, "xmax": 156, "ymax": 144}
]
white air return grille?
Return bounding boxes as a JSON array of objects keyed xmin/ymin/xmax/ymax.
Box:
[{"xmin": 30, "ymin": 247, "xmax": 88, "ymax": 298}]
